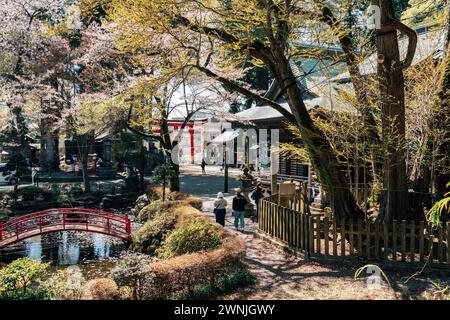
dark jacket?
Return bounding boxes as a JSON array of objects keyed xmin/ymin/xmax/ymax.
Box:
[
  {"xmin": 232, "ymin": 194, "xmax": 247, "ymax": 211},
  {"xmin": 251, "ymin": 187, "xmax": 263, "ymax": 201}
]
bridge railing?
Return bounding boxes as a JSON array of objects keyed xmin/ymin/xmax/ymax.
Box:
[{"xmin": 0, "ymin": 208, "xmax": 131, "ymax": 246}]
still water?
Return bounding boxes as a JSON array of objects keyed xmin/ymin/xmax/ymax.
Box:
[{"xmin": 0, "ymin": 231, "xmax": 123, "ymax": 265}]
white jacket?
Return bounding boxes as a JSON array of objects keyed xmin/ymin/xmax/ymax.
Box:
[{"xmin": 214, "ymin": 198, "xmax": 227, "ymax": 210}]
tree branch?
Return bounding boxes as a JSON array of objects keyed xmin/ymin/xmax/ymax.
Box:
[{"xmin": 193, "ymin": 64, "xmax": 297, "ymax": 125}]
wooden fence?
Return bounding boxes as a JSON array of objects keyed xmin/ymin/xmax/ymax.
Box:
[{"xmin": 259, "ymin": 194, "xmax": 450, "ymax": 267}]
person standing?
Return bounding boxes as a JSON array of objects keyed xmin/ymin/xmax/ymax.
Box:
[
  {"xmin": 232, "ymin": 188, "xmax": 247, "ymax": 231},
  {"xmin": 201, "ymin": 159, "xmax": 207, "ymax": 175},
  {"xmin": 213, "ymin": 192, "xmax": 227, "ymax": 227},
  {"xmin": 251, "ymin": 182, "xmax": 264, "ymax": 223}
]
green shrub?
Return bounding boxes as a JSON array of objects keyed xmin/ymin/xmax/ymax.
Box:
[
  {"xmin": 137, "ymin": 200, "xmax": 163, "ymax": 223},
  {"xmin": 132, "ymin": 210, "xmax": 177, "ymax": 253},
  {"xmin": 0, "ymin": 258, "xmax": 49, "ymax": 299},
  {"xmin": 0, "ymin": 211, "xmax": 9, "ymax": 223},
  {"xmin": 16, "ymin": 186, "xmax": 53, "ymax": 202},
  {"xmin": 157, "ymin": 219, "xmax": 223, "ymax": 259},
  {"xmin": 0, "ymin": 287, "xmax": 50, "ymax": 300}
]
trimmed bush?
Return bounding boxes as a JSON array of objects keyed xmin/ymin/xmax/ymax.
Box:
[
  {"xmin": 185, "ymin": 197, "xmax": 203, "ymax": 211},
  {"xmin": 137, "ymin": 200, "xmax": 182, "ymax": 223},
  {"xmin": 131, "ymin": 210, "xmax": 177, "ymax": 253},
  {"xmin": 146, "ymin": 184, "xmax": 170, "ymax": 201},
  {"xmin": 127, "ymin": 195, "xmax": 248, "ymax": 300},
  {"xmin": 167, "ymin": 191, "xmax": 190, "ymax": 201},
  {"xmin": 167, "ymin": 192, "xmax": 203, "ymax": 210},
  {"xmin": 83, "ymin": 278, "xmax": 120, "ymax": 300},
  {"xmin": 186, "ymin": 264, "xmax": 255, "ymax": 300},
  {"xmin": 156, "ymin": 219, "xmax": 223, "ymax": 259},
  {"xmin": 148, "ymin": 229, "xmax": 246, "ymax": 299}
]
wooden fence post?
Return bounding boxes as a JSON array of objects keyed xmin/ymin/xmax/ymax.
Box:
[
  {"xmin": 401, "ymin": 220, "xmax": 407, "ymax": 262},
  {"xmin": 392, "ymin": 220, "xmax": 398, "ymax": 262},
  {"xmin": 374, "ymin": 222, "xmax": 380, "ymax": 260},
  {"xmin": 341, "ymin": 218, "xmax": 346, "ymax": 257},
  {"xmin": 410, "ymin": 220, "xmax": 415, "ymax": 262},
  {"xmin": 349, "ymin": 219, "xmax": 354, "ymax": 257},
  {"xmin": 365, "ymin": 221, "xmax": 370, "ymax": 259},
  {"xmin": 333, "ymin": 218, "xmax": 338, "ymax": 256},
  {"xmin": 324, "ymin": 217, "xmax": 329, "ymax": 256},
  {"xmin": 447, "ymin": 222, "xmax": 450, "ymax": 265},
  {"xmin": 316, "ymin": 217, "xmax": 321, "ymax": 255},
  {"xmin": 357, "ymin": 219, "xmax": 363, "ymax": 257},
  {"xmin": 383, "ymin": 223, "xmax": 388, "ymax": 260},
  {"xmin": 419, "ymin": 221, "xmax": 425, "ymax": 262},
  {"xmin": 309, "ymin": 216, "xmax": 314, "ymax": 254},
  {"xmin": 438, "ymin": 226, "xmax": 443, "ymax": 264}
]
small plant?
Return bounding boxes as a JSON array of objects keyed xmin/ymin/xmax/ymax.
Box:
[
  {"xmin": 156, "ymin": 219, "xmax": 223, "ymax": 259},
  {"xmin": 426, "ymin": 182, "xmax": 450, "ymax": 228},
  {"xmin": 428, "ymin": 281, "xmax": 450, "ymax": 300},
  {"xmin": 110, "ymin": 252, "xmax": 154, "ymax": 300},
  {"xmin": 0, "ymin": 258, "xmax": 49, "ymax": 299},
  {"xmin": 43, "ymin": 268, "xmax": 85, "ymax": 300},
  {"xmin": 151, "ymin": 164, "xmax": 177, "ymax": 201}
]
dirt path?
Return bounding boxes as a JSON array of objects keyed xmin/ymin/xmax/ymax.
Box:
[{"xmin": 181, "ymin": 167, "xmax": 445, "ymax": 300}]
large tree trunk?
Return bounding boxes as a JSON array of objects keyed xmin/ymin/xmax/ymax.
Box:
[
  {"xmin": 39, "ymin": 120, "xmax": 60, "ymax": 172},
  {"xmin": 273, "ymin": 53, "xmax": 362, "ymax": 219},
  {"xmin": 169, "ymin": 161, "xmax": 180, "ymax": 192},
  {"xmin": 81, "ymin": 150, "xmax": 91, "ymax": 193},
  {"xmin": 139, "ymin": 139, "xmax": 146, "ymax": 191},
  {"xmin": 77, "ymin": 133, "xmax": 93, "ymax": 193},
  {"xmin": 435, "ymin": 42, "xmax": 450, "ymax": 196},
  {"xmin": 373, "ymin": 0, "xmax": 414, "ymax": 222}
]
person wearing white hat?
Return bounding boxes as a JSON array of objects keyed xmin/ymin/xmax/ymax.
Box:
[{"xmin": 213, "ymin": 192, "xmax": 227, "ymax": 226}]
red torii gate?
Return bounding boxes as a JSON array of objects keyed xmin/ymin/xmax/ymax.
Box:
[{"xmin": 152, "ymin": 121, "xmax": 205, "ymax": 163}]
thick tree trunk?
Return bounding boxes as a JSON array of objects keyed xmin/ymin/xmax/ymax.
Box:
[
  {"xmin": 77, "ymin": 133, "xmax": 93, "ymax": 194},
  {"xmin": 273, "ymin": 53, "xmax": 362, "ymax": 219},
  {"xmin": 39, "ymin": 121, "xmax": 60, "ymax": 172},
  {"xmin": 373, "ymin": 0, "xmax": 410, "ymax": 222},
  {"xmin": 169, "ymin": 161, "xmax": 180, "ymax": 192},
  {"xmin": 81, "ymin": 150, "xmax": 91, "ymax": 193},
  {"xmin": 435, "ymin": 42, "xmax": 450, "ymax": 195},
  {"xmin": 136, "ymin": 138, "xmax": 146, "ymax": 191}
]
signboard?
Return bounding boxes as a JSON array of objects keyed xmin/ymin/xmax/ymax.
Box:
[{"xmin": 279, "ymin": 182, "xmax": 296, "ymax": 197}]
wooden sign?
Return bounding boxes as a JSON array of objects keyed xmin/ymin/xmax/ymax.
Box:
[{"xmin": 279, "ymin": 182, "xmax": 296, "ymax": 197}]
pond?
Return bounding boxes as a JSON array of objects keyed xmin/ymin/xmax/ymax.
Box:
[{"xmin": 0, "ymin": 231, "xmax": 125, "ymax": 266}]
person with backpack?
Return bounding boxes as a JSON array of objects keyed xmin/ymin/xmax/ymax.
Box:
[
  {"xmin": 251, "ymin": 182, "xmax": 264, "ymax": 223},
  {"xmin": 232, "ymin": 188, "xmax": 247, "ymax": 231},
  {"xmin": 213, "ymin": 192, "xmax": 227, "ymax": 226}
]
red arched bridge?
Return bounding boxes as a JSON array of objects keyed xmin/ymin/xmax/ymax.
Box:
[{"xmin": 0, "ymin": 208, "xmax": 131, "ymax": 248}]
